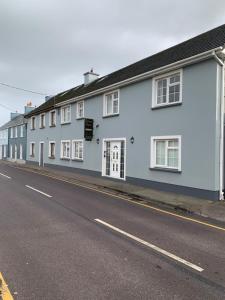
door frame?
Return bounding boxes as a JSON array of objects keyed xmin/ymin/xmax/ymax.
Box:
[
  {"xmin": 39, "ymin": 141, "xmax": 44, "ymax": 167},
  {"xmin": 102, "ymin": 138, "xmax": 126, "ymax": 180}
]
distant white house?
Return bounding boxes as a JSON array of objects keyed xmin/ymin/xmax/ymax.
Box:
[{"xmin": 0, "ymin": 126, "xmax": 8, "ymax": 160}]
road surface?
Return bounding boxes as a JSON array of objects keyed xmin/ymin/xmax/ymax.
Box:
[{"xmin": 0, "ymin": 162, "xmax": 224, "ymax": 299}]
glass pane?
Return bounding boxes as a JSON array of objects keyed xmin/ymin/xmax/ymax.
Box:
[
  {"xmin": 170, "ymin": 74, "xmax": 180, "ymax": 84},
  {"xmin": 106, "ymin": 98, "xmax": 113, "ymax": 115},
  {"xmin": 168, "ymin": 140, "xmax": 178, "ymax": 147},
  {"xmin": 158, "ymin": 80, "xmax": 163, "ymax": 88},
  {"xmin": 113, "ymin": 91, "xmax": 118, "ymax": 99},
  {"xmin": 169, "ymin": 93, "xmax": 175, "ymax": 103},
  {"xmin": 175, "ymin": 93, "xmax": 180, "ymax": 102},
  {"xmin": 156, "ymin": 141, "xmax": 166, "ymax": 165},
  {"xmin": 168, "ymin": 149, "xmax": 178, "ymax": 168},
  {"xmin": 113, "ymin": 99, "xmax": 118, "ymax": 114}
]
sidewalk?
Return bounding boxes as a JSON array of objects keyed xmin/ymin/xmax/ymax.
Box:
[{"xmin": 6, "ymin": 161, "xmax": 225, "ymax": 224}]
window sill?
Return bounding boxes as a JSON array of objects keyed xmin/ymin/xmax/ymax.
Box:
[
  {"xmin": 151, "ymin": 102, "xmax": 182, "ymax": 110},
  {"xmin": 61, "ymin": 122, "xmax": 71, "ymax": 125},
  {"xmin": 102, "ymin": 113, "xmax": 119, "ymax": 119},
  {"xmin": 72, "ymin": 158, "xmax": 83, "ymax": 162},
  {"xmin": 48, "ymin": 156, "xmax": 55, "ymax": 159},
  {"xmin": 30, "ymin": 155, "xmax": 35, "ymax": 158},
  {"xmin": 149, "ymin": 167, "xmax": 181, "ymax": 173},
  {"xmin": 39, "ymin": 126, "xmax": 45, "ymax": 129},
  {"xmin": 30, "ymin": 128, "xmax": 35, "ymax": 131},
  {"xmin": 49, "ymin": 124, "xmax": 56, "ymax": 128},
  {"xmin": 60, "ymin": 157, "xmax": 70, "ymax": 161},
  {"xmin": 76, "ymin": 117, "xmax": 84, "ymax": 120}
]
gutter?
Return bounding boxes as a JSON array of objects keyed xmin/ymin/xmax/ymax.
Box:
[{"xmin": 55, "ymin": 46, "xmax": 223, "ymax": 107}]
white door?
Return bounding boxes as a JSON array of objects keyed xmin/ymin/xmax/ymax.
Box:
[
  {"xmin": 110, "ymin": 142, "xmax": 121, "ymax": 178},
  {"xmin": 20, "ymin": 144, "xmax": 23, "ymax": 160}
]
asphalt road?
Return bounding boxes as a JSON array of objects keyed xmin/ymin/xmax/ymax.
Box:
[{"xmin": 0, "ymin": 162, "xmax": 225, "ymax": 300}]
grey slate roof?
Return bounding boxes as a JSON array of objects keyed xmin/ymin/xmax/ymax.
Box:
[
  {"xmin": 26, "ymin": 23, "xmax": 225, "ymax": 117},
  {"xmin": 0, "ymin": 114, "xmax": 27, "ymax": 130}
]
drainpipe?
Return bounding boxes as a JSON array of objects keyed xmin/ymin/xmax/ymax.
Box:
[{"xmin": 214, "ymin": 50, "xmax": 225, "ymax": 200}]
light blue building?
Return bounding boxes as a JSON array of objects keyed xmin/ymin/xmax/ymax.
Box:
[
  {"xmin": 0, "ymin": 125, "xmax": 8, "ymax": 160},
  {"xmin": 26, "ymin": 24, "xmax": 225, "ymax": 200},
  {"xmin": 0, "ymin": 104, "xmax": 34, "ymax": 162}
]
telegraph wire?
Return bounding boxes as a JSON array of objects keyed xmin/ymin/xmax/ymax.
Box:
[
  {"xmin": 0, "ymin": 82, "xmax": 47, "ymax": 96},
  {"xmin": 0, "ymin": 103, "xmax": 17, "ymax": 112}
]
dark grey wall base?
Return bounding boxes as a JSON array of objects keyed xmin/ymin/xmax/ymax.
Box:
[
  {"xmin": 126, "ymin": 176, "xmax": 219, "ymax": 201},
  {"xmin": 26, "ymin": 161, "xmax": 219, "ymax": 201}
]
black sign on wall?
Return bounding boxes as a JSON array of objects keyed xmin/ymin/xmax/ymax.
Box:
[{"xmin": 84, "ymin": 118, "xmax": 94, "ymax": 141}]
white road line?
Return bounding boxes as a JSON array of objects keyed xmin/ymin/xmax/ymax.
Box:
[
  {"xmin": 0, "ymin": 172, "xmax": 11, "ymax": 179},
  {"xmin": 25, "ymin": 185, "xmax": 52, "ymax": 198},
  {"xmin": 95, "ymin": 218, "xmax": 204, "ymax": 272}
]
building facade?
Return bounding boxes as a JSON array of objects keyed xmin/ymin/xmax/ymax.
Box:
[
  {"xmin": 26, "ymin": 24, "xmax": 225, "ymax": 200},
  {"xmin": 0, "ymin": 126, "xmax": 8, "ymax": 160},
  {"xmin": 0, "ymin": 104, "xmax": 34, "ymax": 163},
  {"xmin": 7, "ymin": 115, "xmax": 27, "ymax": 162}
]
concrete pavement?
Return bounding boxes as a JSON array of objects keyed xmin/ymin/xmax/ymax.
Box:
[{"xmin": 0, "ymin": 162, "xmax": 225, "ymax": 299}]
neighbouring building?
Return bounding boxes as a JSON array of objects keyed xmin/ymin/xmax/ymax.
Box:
[
  {"xmin": 0, "ymin": 124, "xmax": 8, "ymax": 160},
  {"xmin": 0, "ymin": 103, "xmax": 35, "ymax": 163},
  {"xmin": 25, "ymin": 24, "xmax": 225, "ymax": 200}
]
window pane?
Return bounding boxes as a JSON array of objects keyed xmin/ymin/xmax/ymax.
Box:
[
  {"xmin": 157, "ymin": 79, "xmax": 167, "ymax": 104},
  {"xmin": 170, "ymin": 74, "xmax": 180, "ymax": 84},
  {"xmin": 113, "ymin": 91, "xmax": 118, "ymax": 99},
  {"xmin": 156, "ymin": 141, "xmax": 166, "ymax": 165},
  {"xmin": 106, "ymin": 97, "xmax": 113, "ymax": 115},
  {"xmin": 168, "ymin": 140, "xmax": 178, "ymax": 147},
  {"xmin": 113, "ymin": 99, "xmax": 118, "ymax": 114},
  {"xmin": 169, "ymin": 84, "xmax": 180, "ymax": 103},
  {"xmin": 168, "ymin": 149, "xmax": 178, "ymax": 168}
]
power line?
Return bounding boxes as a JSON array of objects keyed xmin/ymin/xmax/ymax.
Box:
[
  {"xmin": 0, "ymin": 82, "xmax": 47, "ymax": 96},
  {"xmin": 0, "ymin": 103, "xmax": 17, "ymax": 112}
]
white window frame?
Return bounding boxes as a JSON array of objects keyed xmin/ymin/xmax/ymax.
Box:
[
  {"xmin": 20, "ymin": 125, "xmax": 24, "ymax": 137},
  {"xmin": 49, "ymin": 110, "xmax": 56, "ymax": 127},
  {"xmin": 152, "ymin": 69, "xmax": 183, "ymax": 108},
  {"xmin": 48, "ymin": 141, "xmax": 56, "ymax": 158},
  {"xmin": 150, "ymin": 135, "xmax": 181, "ymax": 171},
  {"xmin": 72, "ymin": 139, "xmax": 84, "ymax": 160},
  {"xmin": 15, "ymin": 127, "xmax": 18, "ymax": 138},
  {"xmin": 3, "ymin": 145, "xmax": 7, "ymax": 158},
  {"xmin": 10, "ymin": 145, "xmax": 13, "ymax": 158},
  {"xmin": 76, "ymin": 101, "xmax": 84, "ymax": 119},
  {"xmin": 20, "ymin": 144, "xmax": 23, "ymax": 159},
  {"xmin": 61, "ymin": 105, "xmax": 71, "ymax": 124},
  {"xmin": 30, "ymin": 142, "xmax": 35, "ymax": 157},
  {"xmin": 31, "ymin": 116, "xmax": 36, "ymax": 130},
  {"xmin": 39, "ymin": 113, "xmax": 46, "ymax": 128},
  {"xmin": 103, "ymin": 90, "xmax": 120, "ymax": 117},
  {"xmin": 60, "ymin": 140, "xmax": 71, "ymax": 159}
]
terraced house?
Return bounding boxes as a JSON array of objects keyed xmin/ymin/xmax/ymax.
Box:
[
  {"xmin": 0, "ymin": 103, "xmax": 35, "ymax": 163},
  {"xmin": 25, "ymin": 24, "xmax": 225, "ymax": 200}
]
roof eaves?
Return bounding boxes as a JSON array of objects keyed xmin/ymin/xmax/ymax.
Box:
[{"xmin": 56, "ymin": 47, "xmax": 222, "ymax": 107}]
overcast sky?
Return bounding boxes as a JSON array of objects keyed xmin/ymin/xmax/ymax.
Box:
[{"xmin": 0, "ymin": 0, "xmax": 225, "ymax": 125}]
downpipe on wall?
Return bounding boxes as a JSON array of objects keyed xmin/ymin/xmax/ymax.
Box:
[{"xmin": 214, "ymin": 50, "xmax": 225, "ymax": 200}]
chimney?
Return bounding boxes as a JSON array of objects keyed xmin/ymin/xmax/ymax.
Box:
[
  {"xmin": 24, "ymin": 101, "xmax": 35, "ymax": 114},
  {"xmin": 10, "ymin": 112, "xmax": 20, "ymax": 120},
  {"xmin": 83, "ymin": 69, "xmax": 99, "ymax": 85}
]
